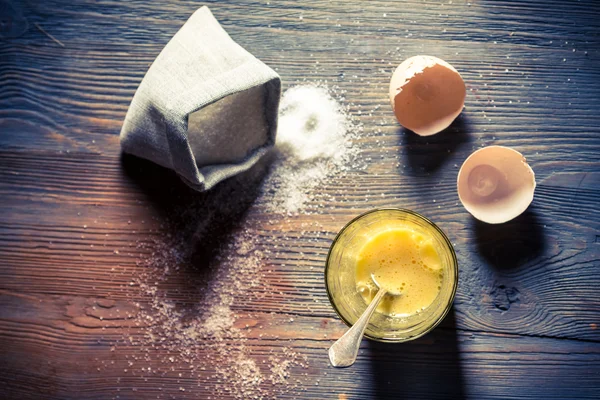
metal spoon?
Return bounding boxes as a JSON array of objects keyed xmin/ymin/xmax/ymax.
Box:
[{"xmin": 328, "ymin": 276, "xmax": 401, "ymax": 368}]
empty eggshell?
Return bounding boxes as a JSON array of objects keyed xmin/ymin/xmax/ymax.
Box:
[
  {"xmin": 457, "ymin": 146, "xmax": 536, "ymax": 224},
  {"xmin": 389, "ymin": 55, "xmax": 466, "ymax": 136}
]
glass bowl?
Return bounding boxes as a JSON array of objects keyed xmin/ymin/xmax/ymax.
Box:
[{"xmin": 325, "ymin": 208, "xmax": 458, "ymax": 342}]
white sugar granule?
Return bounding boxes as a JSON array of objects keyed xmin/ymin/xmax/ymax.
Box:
[
  {"xmin": 277, "ymin": 85, "xmax": 349, "ymax": 162},
  {"xmin": 264, "ymin": 84, "xmax": 362, "ymax": 215}
]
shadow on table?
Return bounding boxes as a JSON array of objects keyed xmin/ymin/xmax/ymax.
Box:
[
  {"xmin": 366, "ymin": 308, "xmax": 465, "ymax": 400},
  {"xmin": 120, "ymin": 152, "xmax": 273, "ymax": 296},
  {"xmin": 472, "ymin": 207, "xmax": 546, "ymax": 270},
  {"xmin": 398, "ymin": 113, "xmax": 474, "ymax": 175}
]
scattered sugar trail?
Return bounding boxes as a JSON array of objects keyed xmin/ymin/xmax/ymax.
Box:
[{"xmin": 128, "ymin": 229, "xmax": 310, "ymax": 399}]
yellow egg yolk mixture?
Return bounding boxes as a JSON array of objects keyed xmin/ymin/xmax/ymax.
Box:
[{"xmin": 355, "ymin": 227, "xmax": 444, "ymax": 317}]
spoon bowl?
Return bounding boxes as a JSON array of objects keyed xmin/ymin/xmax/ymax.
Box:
[{"xmin": 371, "ymin": 273, "xmax": 403, "ymax": 297}]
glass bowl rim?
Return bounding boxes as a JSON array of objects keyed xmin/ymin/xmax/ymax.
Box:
[{"xmin": 324, "ymin": 207, "xmax": 458, "ymax": 343}]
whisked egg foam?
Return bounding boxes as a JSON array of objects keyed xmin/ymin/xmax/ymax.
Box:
[{"xmin": 355, "ymin": 227, "xmax": 444, "ymax": 317}]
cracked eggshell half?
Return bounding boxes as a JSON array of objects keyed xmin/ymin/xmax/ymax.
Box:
[
  {"xmin": 457, "ymin": 146, "xmax": 536, "ymax": 224},
  {"xmin": 389, "ymin": 55, "xmax": 466, "ymax": 136}
]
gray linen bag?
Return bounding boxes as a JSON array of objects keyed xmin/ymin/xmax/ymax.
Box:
[{"xmin": 120, "ymin": 6, "xmax": 281, "ymax": 190}]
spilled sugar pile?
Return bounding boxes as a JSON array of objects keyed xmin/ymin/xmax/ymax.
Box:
[
  {"xmin": 118, "ymin": 84, "xmax": 362, "ymax": 399},
  {"xmin": 278, "ymin": 85, "xmax": 352, "ymax": 162},
  {"xmin": 265, "ymin": 84, "xmax": 362, "ymax": 215}
]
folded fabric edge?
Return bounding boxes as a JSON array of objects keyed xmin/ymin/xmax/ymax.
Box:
[{"xmin": 188, "ymin": 75, "xmax": 281, "ymax": 191}]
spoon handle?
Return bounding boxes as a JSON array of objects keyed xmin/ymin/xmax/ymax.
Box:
[{"xmin": 328, "ymin": 288, "xmax": 387, "ymax": 368}]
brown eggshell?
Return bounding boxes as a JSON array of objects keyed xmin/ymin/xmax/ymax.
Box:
[
  {"xmin": 389, "ymin": 55, "xmax": 466, "ymax": 136},
  {"xmin": 457, "ymin": 146, "xmax": 536, "ymax": 224}
]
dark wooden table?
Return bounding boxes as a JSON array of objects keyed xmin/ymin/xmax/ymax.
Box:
[{"xmin": 2, "ymin": 1, "xmax": 599, "ymax": 399}]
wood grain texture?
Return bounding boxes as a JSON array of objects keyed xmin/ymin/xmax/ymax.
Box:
[{"xmin": 1, "ymin": 0, "xmax": 600, "ymax": 399}]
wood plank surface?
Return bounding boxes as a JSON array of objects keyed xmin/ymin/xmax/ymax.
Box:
[{"xmin": 1, "ymin": 0, "xmax": 600, "ymax": 399}]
